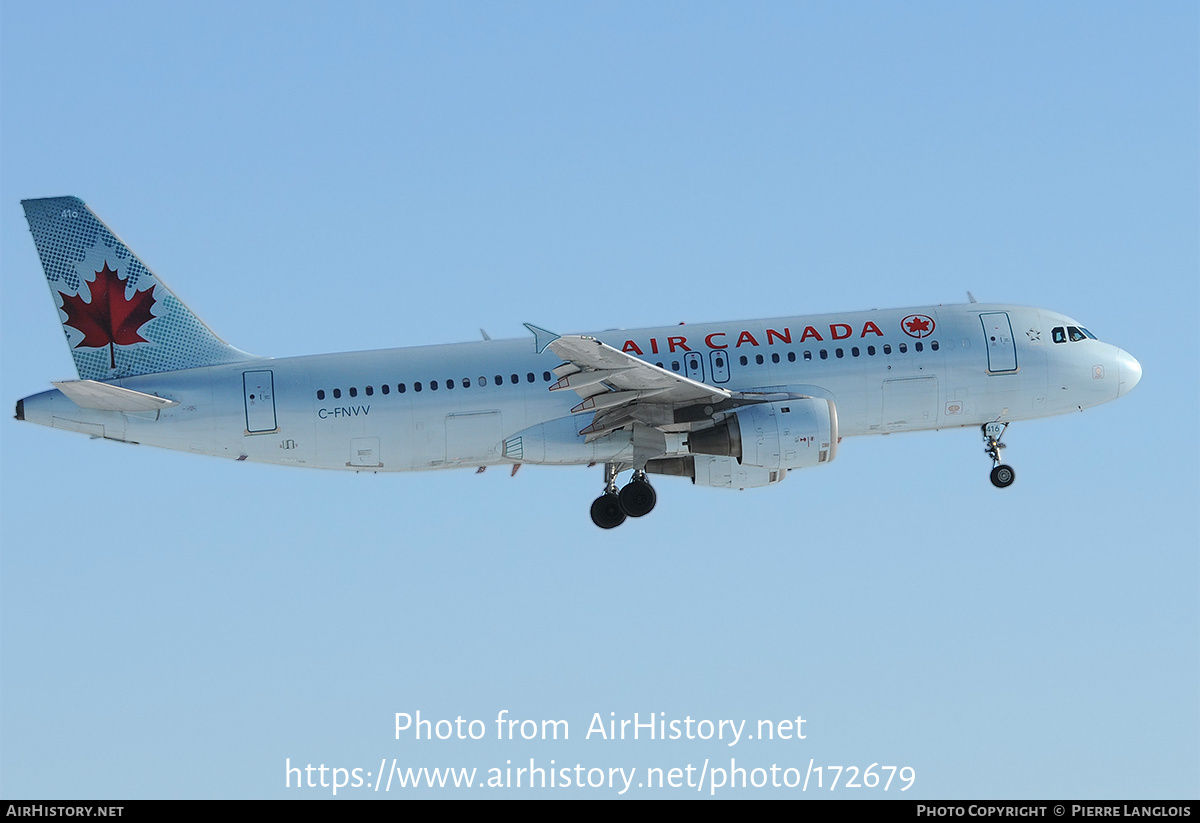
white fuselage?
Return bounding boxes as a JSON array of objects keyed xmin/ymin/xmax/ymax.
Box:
[{"xmin": 18, "ymin": 303, "xmax": 1139, "ymax": 472}]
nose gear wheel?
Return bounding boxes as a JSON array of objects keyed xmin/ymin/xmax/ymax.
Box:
[{"xmin": 982, "ymin": 422, "xmax": 1015, "ymax": 488}]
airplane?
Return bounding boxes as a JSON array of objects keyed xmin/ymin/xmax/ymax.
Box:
[{"xmin": 13, "ymin": 197, "xmax": 1142, "ymax": 528}]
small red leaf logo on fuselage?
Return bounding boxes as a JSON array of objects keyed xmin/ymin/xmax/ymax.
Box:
[
  {"xmin": 901, "ymin": 314, "xmax": 935, "ymax": 338},
  {"xmin": 59, "ymin": 263, "xmax": 156, "ymax": 370}
]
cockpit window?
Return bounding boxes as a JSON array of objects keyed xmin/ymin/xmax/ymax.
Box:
[
  {"xmin": 1068, "ymin": 326, "xmax": 1086, "ymax": 342},
  {"xmin": 1052, "ymin": 327, "xmax": 1066, "ymax": 344},
  {"xmin": 1080, "ymin": 327, "xmax": 1097, "ymax": 340}
]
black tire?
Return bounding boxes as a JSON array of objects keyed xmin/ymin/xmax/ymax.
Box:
[
  {"xmin": 619, "ymin": 479, "xmax": 657, "ymax": 518},
  {"xmin": 590, "ymin": 493, "xmax": 627, "ymax": 529},
  {"xmin": 990, "ymin": 464, "xmax": 1015, "ymax": 488}
]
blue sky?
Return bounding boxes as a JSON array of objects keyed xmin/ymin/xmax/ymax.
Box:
[{"xmin": 1, "ymin": 2, "xmax": 1196, "ymax": 799}]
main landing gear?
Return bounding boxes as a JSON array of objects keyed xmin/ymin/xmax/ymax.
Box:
[
  {"xmin": 983, "ymin": 422, "xmax": 1016, "ymax": 488},
  {"xmin": 590, "ymin": 464, "xmax": 657, "ymax": 529}
]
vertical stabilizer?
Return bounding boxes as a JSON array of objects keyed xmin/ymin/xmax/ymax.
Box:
[{"xmin": 21, "ymin": 196, "xmax": 257, "ymax": 380}]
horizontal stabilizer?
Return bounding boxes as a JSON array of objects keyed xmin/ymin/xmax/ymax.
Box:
[{"xmin": 53, "ymin": 380, "xmax": 179, "ymax": 412}]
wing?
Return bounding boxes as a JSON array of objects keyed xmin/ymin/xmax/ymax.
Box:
[{"xmin": 546, "ymin": 334, "xmax": 796, "ymax": 441}]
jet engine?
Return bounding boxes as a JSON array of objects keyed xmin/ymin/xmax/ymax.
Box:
[{"xmin": 686, "ymin": 398, "xmax": 838, "ymax": 471}]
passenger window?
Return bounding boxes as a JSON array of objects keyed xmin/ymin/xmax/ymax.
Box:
[
  {"xmin": 883, "ymin": 344, "xmax": 892, "ymax": 355},
  {"xmin": 527, "ymin": 372, "xmax": 535, "ymax": 383},
  {"xmin": 480, "ymin": 376, "xmax": 488, "ymax": 386},
  {"xmin": 867, "ymin": 346, "xmax": 876, "ymax": 356},
  {"xmin": 787, "ymin": 352, "xmax": 795, "ymax": 362},
  {"xmin": 772, "ymin": 353, "xmax": 780, "ymax": 363},
  {"xmin": 804, "ymin": 351, "xmax": 812, "ymax": 361},
  {"xmin": 382, "ymin": 384, "xmax": 390, "ymax": 395},
  {"xmin": 495, "ymin": 375, "xmax": 503, "ymax": 385},
  {"xmin": 835, "ymin": 349, "xmax": 844, "ymax": 358},
  {"xmin": 899, "ymin": 343, "xmax": 907, "ymax": 353},
  {"xmin": 414, "ymin": 382, "xmax": 422, "ymax": 392},
  {"xmin": 430, "ymin": 380, "xmax": 438, "ymax": 390},
  {"xmin": 915, "ymin": 342, "xmax": 923, "ymax": 352},
  {"xmin": 672, "ymin": 361, "xmax": 680, "ymax": 371},
  {"xmin": 820, "ymin": 350, "xmax": 828, "ymax": 360},
  {"xmin": 1052, "ymin": 327, "xmax": 1066, "ymax": 344},
  {"xmin": 931, "ymin": 341, "xmax": 939, "ymax": 351},
  {"xmin": 317, "ymin": 390, "xmax": 325, "ymax": 400},
  {"xmin": 851, "ymin": 347, "xmax": 859, "ymax": 357},
  {"xmin": 543, "ymin": 372, "xmax": 552, "ymax": 381},
  {"xmin": 446, "ymin": 379, "xmax": 454, "ymax": 390},
  {"xmin": 333, "ymin": 389, "xmax": 341, "ymax": 399},
  {"xmin": 398, "ymin": 383, "xmax": 406, "ymax": 394},
  {"xmin": 463, "ymin": 378, "xmax": 471, "ymax": 388},
  {"xmin": 365, "ymin": 386, "xmax": 374, "ymax": 396},
  {"xmin": 349, "ymin": 387, "xmax": 358, "ymax": 398},
  {"xmin": 740, "ymin": 356, "xmax": 748, "ymax": 366},
  {"xmin": 755, "ymin": 354, "xmax": 764, "ymax": 365},
  {"xmin": 511, "ymin": 374, "xmax": 519, "ymax": 385}
]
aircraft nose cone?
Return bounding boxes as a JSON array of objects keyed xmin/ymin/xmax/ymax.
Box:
[{"xmin": 1116, "ymin": 348, "xmax": 1142, "ymax": 396}]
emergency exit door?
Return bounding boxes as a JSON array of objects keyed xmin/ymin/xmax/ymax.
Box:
[{"xmin": 708, "ymin": 350, "xmax": 730, "ymax": 383}]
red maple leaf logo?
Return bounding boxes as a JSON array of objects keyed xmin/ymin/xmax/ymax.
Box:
[
  {"xmin": 59, "ymin": 263, "xmax": 156, "ymax": 370},
  {"xmin": 902, "ymin": 314, "xmax": 935, "ymax": 338}
]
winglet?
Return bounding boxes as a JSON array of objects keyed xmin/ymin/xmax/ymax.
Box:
[{"xmin": 523, "ymin": 323, "xmax": 561, "ymax": 354}]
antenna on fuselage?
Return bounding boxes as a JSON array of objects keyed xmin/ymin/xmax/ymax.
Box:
[{"xmin": 967, "ymin": 291, "xmax": 979, "ymax": 303}]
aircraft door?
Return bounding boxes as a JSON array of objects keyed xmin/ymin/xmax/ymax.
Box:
[
  {"xmin": 708, "ymin": 350, "xmax": 730, "ymax": 383},
  {"xmin": 980, "ymin": 312, "xmax": 1018, "ymax": 373},
  {"xmin": 243, "ymin": 370, "xmax": 277, "ymax": 433},
  {"xmin": 684, "ymin": 351, "xmax": 705, "ymax": 382}
]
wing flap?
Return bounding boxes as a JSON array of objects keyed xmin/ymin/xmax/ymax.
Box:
[{"xmin": 547, "ymin": 336, "xmax": 731, "ymax": 408}]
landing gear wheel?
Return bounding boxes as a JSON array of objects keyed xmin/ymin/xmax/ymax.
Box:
[
  {"xmin": 619, "ymin": 478, "xmax": 657, "ymax": 518},
  {"xmin": 990, "ymin": 464, "xmax": 1015, "ymax": 488},
  {"xmin": 590, "ymin": 492, "xmax": 627, "ymax": 529}
]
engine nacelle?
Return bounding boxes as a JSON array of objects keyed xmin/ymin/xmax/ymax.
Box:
[
  {"xmin": 646, "ymin": 455, "xmax": 786, "ymax": 489},
  {"xmin": 687, "ymin": 398, "xmax": 838, "ymax": 471}
]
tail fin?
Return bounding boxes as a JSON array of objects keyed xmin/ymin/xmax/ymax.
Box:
[{"xmin": 21, "ymin": 196, "xmax": 257, "ymax": 380}]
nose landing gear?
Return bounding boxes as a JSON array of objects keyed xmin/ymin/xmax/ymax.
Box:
[
  {"xmin": 983, "ymin": 422, "xmax": 1015, "ymax": 488},
  {"xmin": 589, "ymin": 464, "xmax": 658, "ymax": 528}
]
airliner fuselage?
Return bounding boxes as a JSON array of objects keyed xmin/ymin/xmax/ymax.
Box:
[{"xmin": 13, "ymin": 197, "xmax": 1142, "ymax": 528}]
